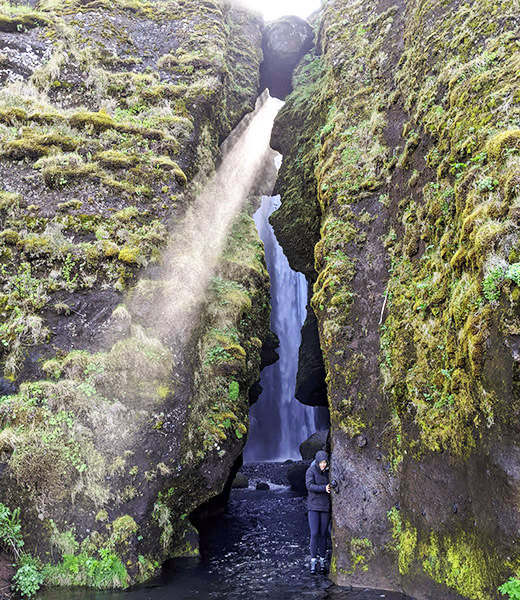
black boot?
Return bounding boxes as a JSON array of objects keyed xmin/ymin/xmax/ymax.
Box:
[
  {"xmin": 319, "ymin": 558, "xmax": 328, "ymax": 574},
  {"xmin": 310, "ymin": 559, "xmax": 317, "ymax": 574}
]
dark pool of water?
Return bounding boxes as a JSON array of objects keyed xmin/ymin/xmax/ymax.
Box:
[{"xmin": 37, "ymin": 465, "xmax": 413, "ymax": 600}]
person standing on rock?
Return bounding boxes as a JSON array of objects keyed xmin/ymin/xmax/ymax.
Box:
[{"xmin": 305, "ymin": 450, "xmax": 331, "ymax": 574}]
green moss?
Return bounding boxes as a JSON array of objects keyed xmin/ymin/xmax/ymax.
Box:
[
  {"xmin": 0, "ymin": 191, "xmax": 21, "ymax": 212},
  {"xmin": 0, "ymin": 107, "xmax": 27, "ymax": 125},
  {"xmin": 110, "ymin": 516, "xmax": 138, "ymax": 545},
  {"xmin": 136, "ymin": 554, "xmax": 159, "ymax": 583},
  {"xmin": 95, "ymin": 150, "xmax": 139, "ymax": 169},
  {"xmin": 69, "ymin": 111, "xmax": 116, "ymax": 133},
  {"xmin": 419, "ymin": 530, "xmax": 501, "ymax": 600},
  {"xmin": 486, "ymin": 130, "xmax": 520, "ymax": 163},
  {"xmin": 118, "ymin": 246, "xmax": 140, "ymax": 264},
  {"xmin": 387, "ymin": 507, "xmax": 500, "ymax": 599},
  {"xmin": 346, "ymin": 538, "xmax": 375, "ymax": 574},
  {"xmin": 102, "ymin": 240, "xmax": 120, "ymax": 258},
  {"xmin": 269, "ymin": 51, "xmax": 328, "ymax": 276},
  {"xmin": 0, "ymin": 13, "xmax": 50, "ymax": 33},
  {"xmin": 21, "ymin": 234, "xmax": 53, "ymax": 256},
  {"xmin": 3, "ymin": 138, "xmax": 50, "ymax": 160},
  {"xmin": 173, "ymin": 165, "xmax": 187, "ymax": 186},
  {"xmin": 42, "ymin": 163, "xmax": 98, "ymax": 188},
  {"xmin": 114, "ymin": 206, "xmax": 139, "ymax": 222},
  {"xmin": 338, "ymin": 414, "xmax": 366, "ymax": 438},
  {"xmin": 0, "ymin": 229, "xmax": 19, "ymax": 244}
]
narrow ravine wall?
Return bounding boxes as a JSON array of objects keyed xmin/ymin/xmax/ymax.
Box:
[
  {"xmin": 271, "ymin": 1, "xmax": 520, "ymax": 598},
  {"xmin": 0, "ymin": 0, "xmax": 278, "ymax": 594}
]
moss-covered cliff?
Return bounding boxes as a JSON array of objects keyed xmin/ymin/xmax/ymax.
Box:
[
  {"xmin": 272, "ymin": 1, "xmax": 520, "ymax": 598},
  {"xmin": 0, "ymin": 0, "xmax": 274, "ymax": 594}
]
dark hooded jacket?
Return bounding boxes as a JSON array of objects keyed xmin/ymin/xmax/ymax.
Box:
[{"xmin": 305, "ymin": 450, "xmax": 330, "ymax": 512}]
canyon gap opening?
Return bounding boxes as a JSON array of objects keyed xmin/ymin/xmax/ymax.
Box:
[{"xmin": 243, "ymin": 177, "xmax": 329, "ymax": 462}]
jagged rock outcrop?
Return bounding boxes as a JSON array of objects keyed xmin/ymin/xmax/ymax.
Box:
[
  {"xmin": 260, "ymin": 15, "xmax": 314, "ymax": 100},
  {"xmin": 271, "ymin": 0, "xmax": 520, "ymax": 599},
  {"xmin": 0, "ymin": 0, "xmax": 273, "ymax": 593},
  {"xmin": 295, "ymin": 296, "xmax": 327, "ymax": 407}
]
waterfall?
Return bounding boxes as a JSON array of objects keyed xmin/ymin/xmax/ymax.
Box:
[{"xmin": 243, "ymin": 193, "xmax": 319, "ymax": 462}]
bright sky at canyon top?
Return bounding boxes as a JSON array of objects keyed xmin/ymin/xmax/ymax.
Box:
[{"xmin": 245, "ymin": 0, "xmax": 321, "ymax": 21}]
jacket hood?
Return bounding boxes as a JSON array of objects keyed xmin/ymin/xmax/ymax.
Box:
[{"xmin": 315, "ymin": 450, "xmax": 329, "ymax": 464}]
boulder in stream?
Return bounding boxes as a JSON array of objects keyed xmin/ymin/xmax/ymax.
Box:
[
  {"xmin": 287, "ymin": 462, "xmax": 309, "ymax": 494},
  {"xmin": 232, "ymin": 474, "xmax": 249, "ymax": 489},
  {"xmin": 299, "ymin": 430, "xmax": 328, "ymax": 460}
]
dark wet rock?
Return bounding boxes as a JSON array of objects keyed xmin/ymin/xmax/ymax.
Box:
[
  {"xmin": 356, "ymin": 436, "xmax": 368, "ymax": 449},
  {"xmin": 296, "ymin": 301, "xmax": 328, "ymax": 407},
  {"xmin": 269, "ymin": 63, "xmax": 323, "ymax": 278},
  {"xmin": 0, "ymin": 0, "xmax": 270, "ymax": 589},
  {"xmin": 288, "ymin": 461, "xmax": 310, "ymax": 493},
  {"xmin": 300, "ymin": 430, "xmax": 328, "ymax": 460},
  {"xmin": 232, "ymin": 473, "xmax": 249, "ymax": 489},
  {"xmin": 0, "ymin": 378, "xmax": 16, "ymax": 395},
  {"xmin": 239, "ymin": 461, "xmax": 292, "ymax": 486},
  {"xmin": 260, "ymin": 16, "xmax": 314, "ymax": 99},
  {"xmin": 260, "ymin": 329, "xmax": 280, "ymax": 369},
  {"xmin": 0, "ymin": 553, "xmax": 13, "ymax": 600},
  {"xmin": 256, "ymin": 481, "xmax": 270, "ymax": 491}
]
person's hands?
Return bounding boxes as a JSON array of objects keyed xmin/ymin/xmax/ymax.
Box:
[{"xmin": 326, "ymin": 484, "xmax": 331, "ymax": 494}]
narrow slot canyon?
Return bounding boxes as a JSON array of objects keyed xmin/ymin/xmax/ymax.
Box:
[
  {"xmin": 243, "ymin": 183, "xmax": 330, "ymax": 463},
  {"xmin": 0, "ymin": 1, "xmax": 518, "ymax": 600}
]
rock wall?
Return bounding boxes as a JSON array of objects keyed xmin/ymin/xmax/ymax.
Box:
[
  {"xmin": 0, "ymin": 0, "xmax": 273, "ymax": 592},
  {"xmin": 271, "ymin": 1, "xmax": 520, "ymax": 598}
]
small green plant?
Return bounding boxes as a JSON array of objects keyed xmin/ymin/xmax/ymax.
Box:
[
  {"xmin": 449, "ymin": 161, "xmax": 468, "ymax": 179},
  {"xmin": 483, "ymin": 263, "xmax": 520, "ymax": 303},
  {"xmin": 477, "ymin": 176, "xmax": 499, "ymax": 192},
  {"xmin": 61, "ymin": 253, "xmax": 78, "ymax": 287},
  {"xmin": 507, "ymin": 263, "xmax": 520, "ymax": 285},
  {"xmin": 0, "ymin": 503, "xmax": 24, "ymax": 557},
  {"xmin": 12, "ymin": 554, "xmax": 43, "ymax": 598},
  {"xmin": 44, "ymin": 548, "xmax": 129, "ymax": 589},
  {"xmin": 499, "ymin": 577, "xmax": 520, "ymax": 599},
  {"xmin": 483, "ymin": 266, "xmax": 505, "ymax": 302},
  {"xmin": 228, "ymin": 380, "xmax": 239, "ymax": 401},
  {"xmin": 0, "ymin": 504, "xmax": 43, "ymax": 598},
  {"xmin": 204, "ymin": 345, "xmax": 232, "ymax": 365}
]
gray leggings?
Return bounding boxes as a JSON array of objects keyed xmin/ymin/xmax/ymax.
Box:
[{"xmin": 308, "ymin": 510, "xmax": 330, "ymax": 558}]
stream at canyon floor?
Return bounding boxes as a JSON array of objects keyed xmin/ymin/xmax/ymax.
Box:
[{"xmin": 37, "ymin": 463, "xmax": 413, "ymax": 600}]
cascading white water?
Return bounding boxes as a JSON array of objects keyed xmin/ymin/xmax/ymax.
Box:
[{"xmin": 243, "ymin": 193, "xmax": 320, "ymax": 462}]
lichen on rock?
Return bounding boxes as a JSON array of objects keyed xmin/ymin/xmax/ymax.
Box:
[{"xmin": 270, "ymin": 0, "xmax": 520, "ymax": 598}]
